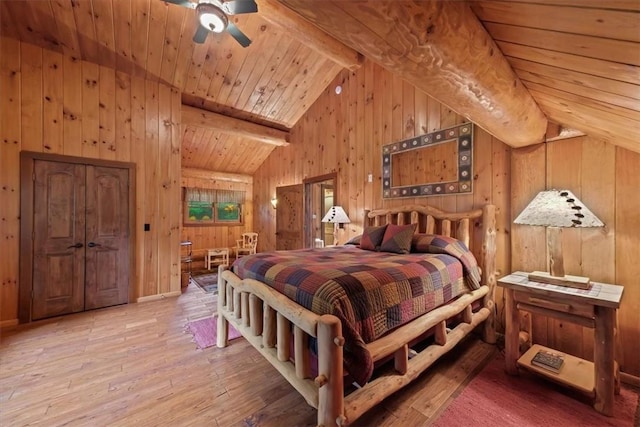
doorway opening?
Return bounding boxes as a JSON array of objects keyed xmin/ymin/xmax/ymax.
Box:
[{"xmin": 303, "ymin": 173, "xmax": 336, "ymax": 248}]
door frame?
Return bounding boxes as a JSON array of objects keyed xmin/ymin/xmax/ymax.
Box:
[
  {"xmin": 19, "ymin": 151, "xmax": 136, "ymax": 323},
  {"xmin": 302, "ymin": 173, "xmax": 337, "ymax": 248}
]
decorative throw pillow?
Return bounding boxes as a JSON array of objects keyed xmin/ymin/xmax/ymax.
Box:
[
  {"xmin": 379, "ymin": 223, "xmax": 417, "ymax": 254},
  {"xmin": 344, "ymin": 234, "xmax": 362, "ymax": 246},
  {"xmin": 359, "ymin": 225, "xmax": 388, "ymax": 251}
]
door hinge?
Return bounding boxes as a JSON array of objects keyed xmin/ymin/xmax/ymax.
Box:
[{"xmin": 32, "ymin": 173, "xmax": 36, "ymax": 181}]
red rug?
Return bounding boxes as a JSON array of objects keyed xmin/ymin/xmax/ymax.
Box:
[
  {"xmin": 434, "ymin": 353, "xmax": 638, "ymax": 427},
  {"xmin": 187, "ymin": 315, "xmax": 242, "ymax": 349}
]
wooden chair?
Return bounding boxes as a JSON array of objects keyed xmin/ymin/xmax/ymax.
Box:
[{"xmin": 234, "ymin": 232, "xmax": 258, "ymax": 260}]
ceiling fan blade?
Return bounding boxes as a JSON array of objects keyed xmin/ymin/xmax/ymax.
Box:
[
  {"xmin": 226, "ymin": 22, "xmax": 252, "ymax": 47},
  {"xmin": 192, "ymin": 25, "xmax": 209, "ymax": 44},
  {"xmin": 222, "ymin": 0, "xmax": 258, "ymax": 15},
  {"xmin": 163, "ymin": 0, "xmax": 197, "ymax": 9}
]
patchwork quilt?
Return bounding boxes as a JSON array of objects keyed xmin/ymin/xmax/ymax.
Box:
[{"xmin": 232, "ymin": 243, "xmax": 481, "ymax": 385}]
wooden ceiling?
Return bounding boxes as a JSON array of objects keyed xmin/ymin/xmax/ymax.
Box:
[
  {"xmin": 471, "ymin": 0, "xmax": 639, "ymax": 153},
  {"xmin": 0, "ymin": 0, "xmax": 347, "ymax": 174},
  {"xmin": 1, "ymin": 0, "xmax": 638, "ymax": 173},
  {"xmin": 280, "ymin": 0, "xmax": 639, "ymax": 154}
]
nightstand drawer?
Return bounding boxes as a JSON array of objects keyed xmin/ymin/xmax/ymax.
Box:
[{"xmin": 513, "ymin": 291, "xmax": 594, "ymax": 319}]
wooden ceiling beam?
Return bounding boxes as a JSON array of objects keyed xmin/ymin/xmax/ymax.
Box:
[
  {"xmin": 182, "ymin": 168, "xmax": 253, "ymax": 184},
  {"xmin": 257, "ymin": 0, "xmax": 363, "ymax": 71},
  {"xmin": 181, "ymin": 105, "xmax": 290, "ymax": 146},
  {"xmin": 277, "ymin": 0, "xmax": 548, "ymax": 147}
]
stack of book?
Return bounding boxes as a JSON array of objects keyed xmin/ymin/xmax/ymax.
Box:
[{"xmin": 531, "ymin": 349, "xmax": 565, "ymax": 373}]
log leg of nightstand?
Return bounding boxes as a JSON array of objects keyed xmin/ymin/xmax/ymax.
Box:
[
  {"xmin": 594, "ymin": 306, "xmax": 615, "ymax": 417},
  {"xmin": 504, "ymin": 288, "xmax": 520, "ymax": 375}
]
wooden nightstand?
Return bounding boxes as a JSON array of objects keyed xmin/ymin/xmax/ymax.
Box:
[{"xmin": 498, "ymin": 271, "xmax": 624, "ymax": 416}]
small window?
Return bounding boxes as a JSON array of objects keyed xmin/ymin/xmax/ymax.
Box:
[{"xmin": 183, "ymin": 188, "xmax": 244, "ymax": 226}]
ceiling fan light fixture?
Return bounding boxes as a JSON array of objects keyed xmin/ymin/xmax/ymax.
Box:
[{"xmin": 197, "ymin": 3, "xmax": 228, "ymax": 33}]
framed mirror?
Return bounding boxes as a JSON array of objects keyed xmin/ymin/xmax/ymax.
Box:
[{"xmin": 382, "ymin": 123, "xmax": 473, "ymax": 198}]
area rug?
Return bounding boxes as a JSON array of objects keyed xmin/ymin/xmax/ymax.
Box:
[
  {"xmin": 186, "ymin": 315, "xmax": 242, "ymax": 349},
  {"xmin": 191, "ymin": 271, "xmax": 218, "ymax": 294},
  {"xmin": 433, "ymin": 352, "xmax": 639, "ymax": 427}
]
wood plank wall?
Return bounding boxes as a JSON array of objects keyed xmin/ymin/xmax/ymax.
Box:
[
  {"xmin": 0, "ymin": 38, "xmax": 182, "ymax": 324},
  {"xmin": 512, "ymin": 138, "xmax": 640, "ymax": 377},
  {"xmin": 253, "ymin": 58, "xmax": 638, "ymax": 377},
  {"xmin": 252, "ymin": 58, "xmax": 512, "ymax": 320},
  {"xmin": 180, "ymin": 168, "xmax": 254, "ymax": 269}
]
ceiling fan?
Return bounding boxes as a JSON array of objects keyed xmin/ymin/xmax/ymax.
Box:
[{"xmin": 164, "ymin": 0, "xmax": 258, "ymax": 47}]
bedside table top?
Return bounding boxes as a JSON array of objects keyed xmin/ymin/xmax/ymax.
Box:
[{"xmin": 498, "ymin": 271, "xmax": 623, "ymax": 309}]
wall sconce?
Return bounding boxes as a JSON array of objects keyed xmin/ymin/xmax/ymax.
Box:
[{"xmin": 270, "ymin": 197, "xmax": 278, "ymax": 209}]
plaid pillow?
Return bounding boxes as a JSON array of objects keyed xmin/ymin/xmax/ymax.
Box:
[
  {"xmin": 411, "ymin": 233, "xmax": 482, "ymax": 290},
  {"xmin": 359, "ymin": 225, "xmax": 387, "ymax": 251},
  {"xmin": 379, "ymin": 223, "xmax": 417, "ymax": 254}
]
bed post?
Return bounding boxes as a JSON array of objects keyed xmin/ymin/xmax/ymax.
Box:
[
  {"xmin": 316, "ymin": 315, "xmax": 345, "ymax": 427},
  {"xmin": 481, "ymin": 204, "xmax": 497, "ymax": 344},
  {"xmin": 216, "ymin": 264, "xmax": 229, "ymax": 348}
]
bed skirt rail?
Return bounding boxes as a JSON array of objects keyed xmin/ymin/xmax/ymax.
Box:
[{"xmin": 347, "ymin": 288, "xmax": 490, "ymax": 422}]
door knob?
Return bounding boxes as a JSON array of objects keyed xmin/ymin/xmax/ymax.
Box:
[
  {"xmin": 87, "ymin": 242, "xmax": 102, "ymax": 248},
  {"xmin": 66, "ymin": 243, "xmax": 83, "ymax": 249}
]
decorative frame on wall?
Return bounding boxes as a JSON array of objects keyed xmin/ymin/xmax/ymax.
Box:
[{"xmin": 382, "ymin": 123, "xmax": 473, "ymax": 198}]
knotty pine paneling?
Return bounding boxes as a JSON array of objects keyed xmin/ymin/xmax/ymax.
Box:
[
  {"xmin": 0, "ymin": 38, "xmax": 181, "ymax": 324},
  {"xmin": 253, "ymin": 57, "xmax": 639, "ymax": 377},
  {"xmin": 511, "ymin": 136, "xmax": 640, "ymax": 377},
  {"xmin": 180, "ymin": 168, "xmax": 254, "ymax": 270},
  {"xmin": 252, "ymin": 58, "xmax": 512, "ymax": 307},
  {"xmin": 614, "ymin": 147, "xmax": 640, "ymax": 378}
]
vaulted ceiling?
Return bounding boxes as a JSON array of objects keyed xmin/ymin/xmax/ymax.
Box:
[{"xmin": 0, "ymin": 0, "xmax": 638, "ymax": 174}]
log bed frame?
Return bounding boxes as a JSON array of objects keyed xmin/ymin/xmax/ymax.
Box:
[{"xmin": 216, "ymin": 204, "xmax": 497, "ymax": 426}]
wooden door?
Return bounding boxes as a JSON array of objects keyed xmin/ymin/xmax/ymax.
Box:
[
  {"xmin": 84, "ymin": 166, "xmax": 129, "ymax": 310},
  {"xmin": 32, "ymin": 161, "xmax": 86, "ymax": 320},
  {"xmin": 276, "ymin": 184, "xmax": 303, "ymax": 250},
  {"xmin": 31, "ymin": 161, "xmax": 130, "ymax": 320}
]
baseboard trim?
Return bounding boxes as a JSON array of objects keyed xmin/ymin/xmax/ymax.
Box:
[
  {"xmin": 0, "ymin": 319, "xmax": 19, "ymax": 328},
  {"xmin": 621, "ymin": 371, "xmax": 640, "ymax": 388},
  {"xmin": 136, "ymin": 291, "xmax": 181, "ymax": 303}
]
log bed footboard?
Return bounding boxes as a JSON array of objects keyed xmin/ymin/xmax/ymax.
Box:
[{"xmin": 216, "ymin": 204, "xmax": 496, "ymax": 427}]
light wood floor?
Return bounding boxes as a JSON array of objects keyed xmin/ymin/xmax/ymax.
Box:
[{"xmin": 0, "ymin": 282, "xmax": 496, "ymax": 426}]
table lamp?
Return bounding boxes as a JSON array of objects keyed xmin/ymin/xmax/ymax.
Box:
[
  {"xmin": 321, "ymin": 206, "xmax": 351, "ymax": 245},
  {"xmin": 514, "ymin": 189, "xmax": 604, "ymax": 289}
]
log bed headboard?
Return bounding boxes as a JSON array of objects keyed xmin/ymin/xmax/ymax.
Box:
[{"xmin": 365, "ymin": 204, "xmax": 497, "ymax": 289}]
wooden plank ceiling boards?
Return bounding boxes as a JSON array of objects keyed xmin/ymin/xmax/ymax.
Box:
[
  {"xmin": 0, "ymin": 0, "xmax": 638, "ymax": 171},
  {"xmin": 471, "ymin": 0, "xmax": 639, "ymax": 152},
  {"xmin": 0, "ymin": 0, "xmax": 351, "ymax": 172},
  {"xmin": 277, "ymin": 0, "xmax": 549, "ymax": 147},
  {"xmin": 180, "ymin": 104, "xmax": 289, "ymax": 174}
]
